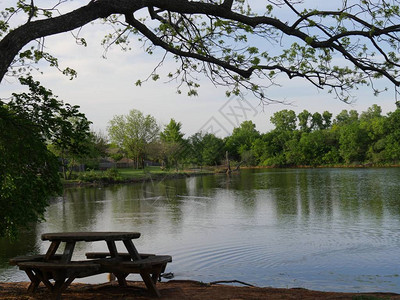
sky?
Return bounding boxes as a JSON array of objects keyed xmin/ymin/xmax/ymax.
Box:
[{"xmin": 0, "ymin": 1, "xmax": 398, "ymax": 138}]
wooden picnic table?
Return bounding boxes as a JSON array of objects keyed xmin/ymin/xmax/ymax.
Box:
[{"xmin": 10, "ymin": 232, "xmax": 172, "ymax": 299}]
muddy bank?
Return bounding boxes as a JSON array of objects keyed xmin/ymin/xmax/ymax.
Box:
[{"xmin": 0, "ymin": 281, "xmax": 399, "ymax": 299}]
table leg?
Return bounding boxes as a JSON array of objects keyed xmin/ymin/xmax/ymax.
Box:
[
  {"xmin": 122, "ymin": 239, "xmax": 141, "ymax": 260},
  {"xmin": 151, "ymin": 269, "xmax": 161, "ymax": 284},
  {"xmin": 34, "ymin": 269, "xmax": 54, "ymax": 291},
  {"xmin": 106, "ymin": 241, "xmax": 118, "ymax": 257},
  {"xmin": 52, "ymin": 276, "xmax": 72, "ymax": 300},
  {"xmin": 122, "ymin": 238, "xmax": 162, "ymax": 296},
  {"xmin": 61, "ymin": 242, "xmax": 75, "ymax": 263},
  {"xmin": 106, "ymin": 240, "xmax": 128, "ymax": 286},
  {"xmin": 59, "ymin": 275, "xmax": 76, "ymax": 293},
  {"xmin": 140, "ymin": 270, "xmax": 161, "ymax": 297},
  {"xmin": 44, "ymin": 241, "xmax": 61, "ymax": 261},
  {"xmin": 115, "ymin": 273, "xmax": 128, "ymax": 287},
  {"xmin": 24, "ymin": 269, "xmax": 41, "ymax": 293}
]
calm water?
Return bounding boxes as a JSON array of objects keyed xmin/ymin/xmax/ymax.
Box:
[{"xmin": 1, "ymin": 168, "xmax": 400, "ymax": 293}]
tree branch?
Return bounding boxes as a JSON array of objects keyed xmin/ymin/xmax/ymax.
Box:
[
  {"xmin": 124, "ymin": 13, "xmax": 253, "ymax": 78},
  {"xmin": 2, "ymin": 0, "xmax": 400, "ymax": 100}
]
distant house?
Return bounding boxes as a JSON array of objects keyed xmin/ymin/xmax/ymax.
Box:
[
  {"xmin": 144, "ymin": 160, "xmax": 161, "ymax": 167},
  {"xmin": 98, "ymin": 157, "xmax": 135, "ymax": 169},
  {"xmin": 100, "ymin": 146, "xmax": 160, "ymax": 169},
  {"xmin": 116, "ymin": 157, "xmax": 135, "ymax": 168},
  {"xmin": 98, "ymin": 158, "xmax": 115, "ymax": 170}
]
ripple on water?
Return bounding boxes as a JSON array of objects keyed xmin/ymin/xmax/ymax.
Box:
[{"xmin": 2, "ymin": 168, "xmax": 400, "ymax": 293}]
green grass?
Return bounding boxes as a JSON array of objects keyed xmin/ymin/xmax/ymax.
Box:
[
  {"xmin": 65, "ymin": 166, "xmax": 213, "ymax": 184},
  {"xmin": 118, "ymin": 166, "xmax": 167, "ymax": 179}
]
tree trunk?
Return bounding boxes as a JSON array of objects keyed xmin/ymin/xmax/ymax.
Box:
[
  {"xmin": 226, "ymin": 151, "xmax": 231, "ymax": 174},
  {"xmin": 67, "ymin": 157, "xmax": 75, "ymax": 180},
  {"xmin": 61, "ymin": 150, "xmax": 67, "ymax": 180}
]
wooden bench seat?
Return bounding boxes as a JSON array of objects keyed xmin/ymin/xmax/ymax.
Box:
[
  {"xmin": 99, "ymin": 255, "xmax": 172, "ymax": 270},
  {"xmin": 17, "ymin": 261, "xmax": 102, "ymax": 298},
  {"xmin": 9, "ymin": 254, "xmax": 62, "ymax": 265},
  {"xmin": 18, "ymin": 261, "xmax": 102, "ymax": 281},
  {"xmin": 97, "ymin": 255, "xmax": 172, "ymax": 297},
  {"xmin": 85, "ymin": 252, "xmax": 155, "ymax": 260},
  {"xmin": 18, "ymin": 261, "xmax": 101, "ymax": 273}
]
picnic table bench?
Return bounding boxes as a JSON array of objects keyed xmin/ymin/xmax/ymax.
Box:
[
  {"xmin": 10, "ymin": 232, "xmax": 172, "ymax": 299},
  {"xmin": 86, "ymin": 252, "xmax": 172, "ymax": 284}
]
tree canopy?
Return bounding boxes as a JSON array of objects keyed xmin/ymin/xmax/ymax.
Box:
[
  {"xmin": 108, "ymin": 109, "xmax": 160, "ymax": 169},
  {"xmin": 160, "ymin": 119, "xmax": 186, "ymax": 169},
  {"xmin": 1, "ymin": 1, "xmax": 400, "ymax": 102},
  {"xmin": 0, "ymin": 76, "xmax": 91, "ymax": 238}
]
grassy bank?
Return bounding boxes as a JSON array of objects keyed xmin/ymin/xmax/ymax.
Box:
[
  {"xmin": 63, "ymin": 164, "xmax": 400, "ymax": 187},
  {"xmin": 63, "ymin": 166, "xmax": 214, "ymax": 186}
]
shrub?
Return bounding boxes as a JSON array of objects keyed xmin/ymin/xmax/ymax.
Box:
[{"xmin": 77, "ymin": 168, "xmax": 122, "ymax": 183}]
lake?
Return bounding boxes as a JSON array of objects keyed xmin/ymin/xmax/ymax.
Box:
[{"xmin": 1, "ymin": 168, "xmax": 399, "ymax": 293}]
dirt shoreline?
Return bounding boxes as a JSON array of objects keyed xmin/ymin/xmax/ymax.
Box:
[{"xmin": 1, "ymin": 281, "xmax": 399, "ymax": 299}]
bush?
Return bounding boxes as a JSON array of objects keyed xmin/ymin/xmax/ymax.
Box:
[
  {"xmin": 104, "ymin": 168, "xmax": 122, "ymax": 180},
  {"xmin": 77, "ymin": 168, "xmax": 122, "ymax": 183}
]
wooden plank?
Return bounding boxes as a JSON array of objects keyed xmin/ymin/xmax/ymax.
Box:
[
  {"xmin": 61, "ymin": 242, "xmax": 75, "ymax": 263},
  {"xmin": 9, "ymin": 254, "xmax": 63, "ymax": 265},
  {"xmin": 18, "ymin": 261, "xmax": 101, "ymax": 270},
  {"xmin": 41, "ymin": 232, "xmax": 140, "ymax": 242},
  {"xmin": 23, "ymin": 269, "xmax": 41, "ymax": 293},
  {"xmin": 44, "ymin": 241, "xmax": 61, "ymax": 261},
  {"xmin": 10, "ymin": 255, "xmax": 43, "ymax": 265},
  {"xmin": 115, "ymin": 273, "xmax": 128, "ymax": 287},
  {"xmin": 122, "ymin": 239, "xmax": 141, "ymax": 260},
  {"xmin": 85, "ymin": 252, "xmax": 155, "ymax": 259},
  {"xmin": 97, "ymin": 255, "xmax": 171, "ymax": 279},
  {"xmin": 140, "ymin": 269, "xmax": 161, "ymax": 297},
  {"xmin": 98, "ymin": 255, "xmax": 171, "ymax": 268},
  {"xmin": 106, "ymin": 241, "xmax": 118, "ymax": 258},
  {"xmin": 117, "ymin": 255, "xmax": 172, "ymax": 268}
]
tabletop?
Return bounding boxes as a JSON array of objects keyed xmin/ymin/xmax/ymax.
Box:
[{"xmin": 41, "ymin": 232, "xmax": 141, "ymax": 242}]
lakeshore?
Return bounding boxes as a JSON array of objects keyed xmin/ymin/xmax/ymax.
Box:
[
  {"xmin": 0, "ymin": 281, "xmax": 399, "ymax": 299},
  {"xmin": 63, "ymin": 164, "xmax": 400, "ymax": 188}
]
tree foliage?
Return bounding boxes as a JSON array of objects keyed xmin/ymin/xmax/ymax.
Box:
[
  {"xmin": 160, "ymin": 119, "xmax": 186, "ymax": 169},
  {"xmin": 225, "ymin": 120, "xmax": 260, "ymax": 161},
  {"xmin": 187, "ymin": 132, "xmax": 225, "ymax": 167},
  {"xmin": 0, "ymin": 105, "xmax": 60, "ymax": 238},
  {"xmin": 252, "ymin": 105, "xmax": 400, "ymax": 167},
  {"xmin": 0, "ymin": 76, "xmax": 90, "ymax": 238},
  {"xmin": 270, "ymin": 109, "xmax": 297, "ymax": 132},
  {"xmin": 85, "ymin": 131, "xmax": 109, "ymax": 168},
  {"xmin": 108, "ymin": 109, "xmax": 159, "ymax": 169},
  {"xmin": 163, "ymin": 104, "xmax": 396, "ymax": 168},
  {"xmin": 2, "ymin": 1, "xmax": 400, "ymax": 101},
  {"xmin": 9, "ymin": 76, "xmax": 92, "ymax": 180}
]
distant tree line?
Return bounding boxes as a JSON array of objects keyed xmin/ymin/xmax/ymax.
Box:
[
  {"xmin": 107, "ymin": 104, "xmax": 400, "ymax": 169},
  {"xmin": 242, "ymin": 105, "xmax": 400, "ymax": 167}
]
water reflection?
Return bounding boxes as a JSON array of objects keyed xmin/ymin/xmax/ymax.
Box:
[{"xmin": 1, "ymin": 168, "xmax": 399, "ymax": 292}]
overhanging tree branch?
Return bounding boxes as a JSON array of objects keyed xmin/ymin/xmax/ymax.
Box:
[
  {"xmin": 2, "ymin": 0, "xmax": 400, "ymax": 102},
  {"xmin": 124, "ymin": 13, "xmax": 252, "ymax": 78}
]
